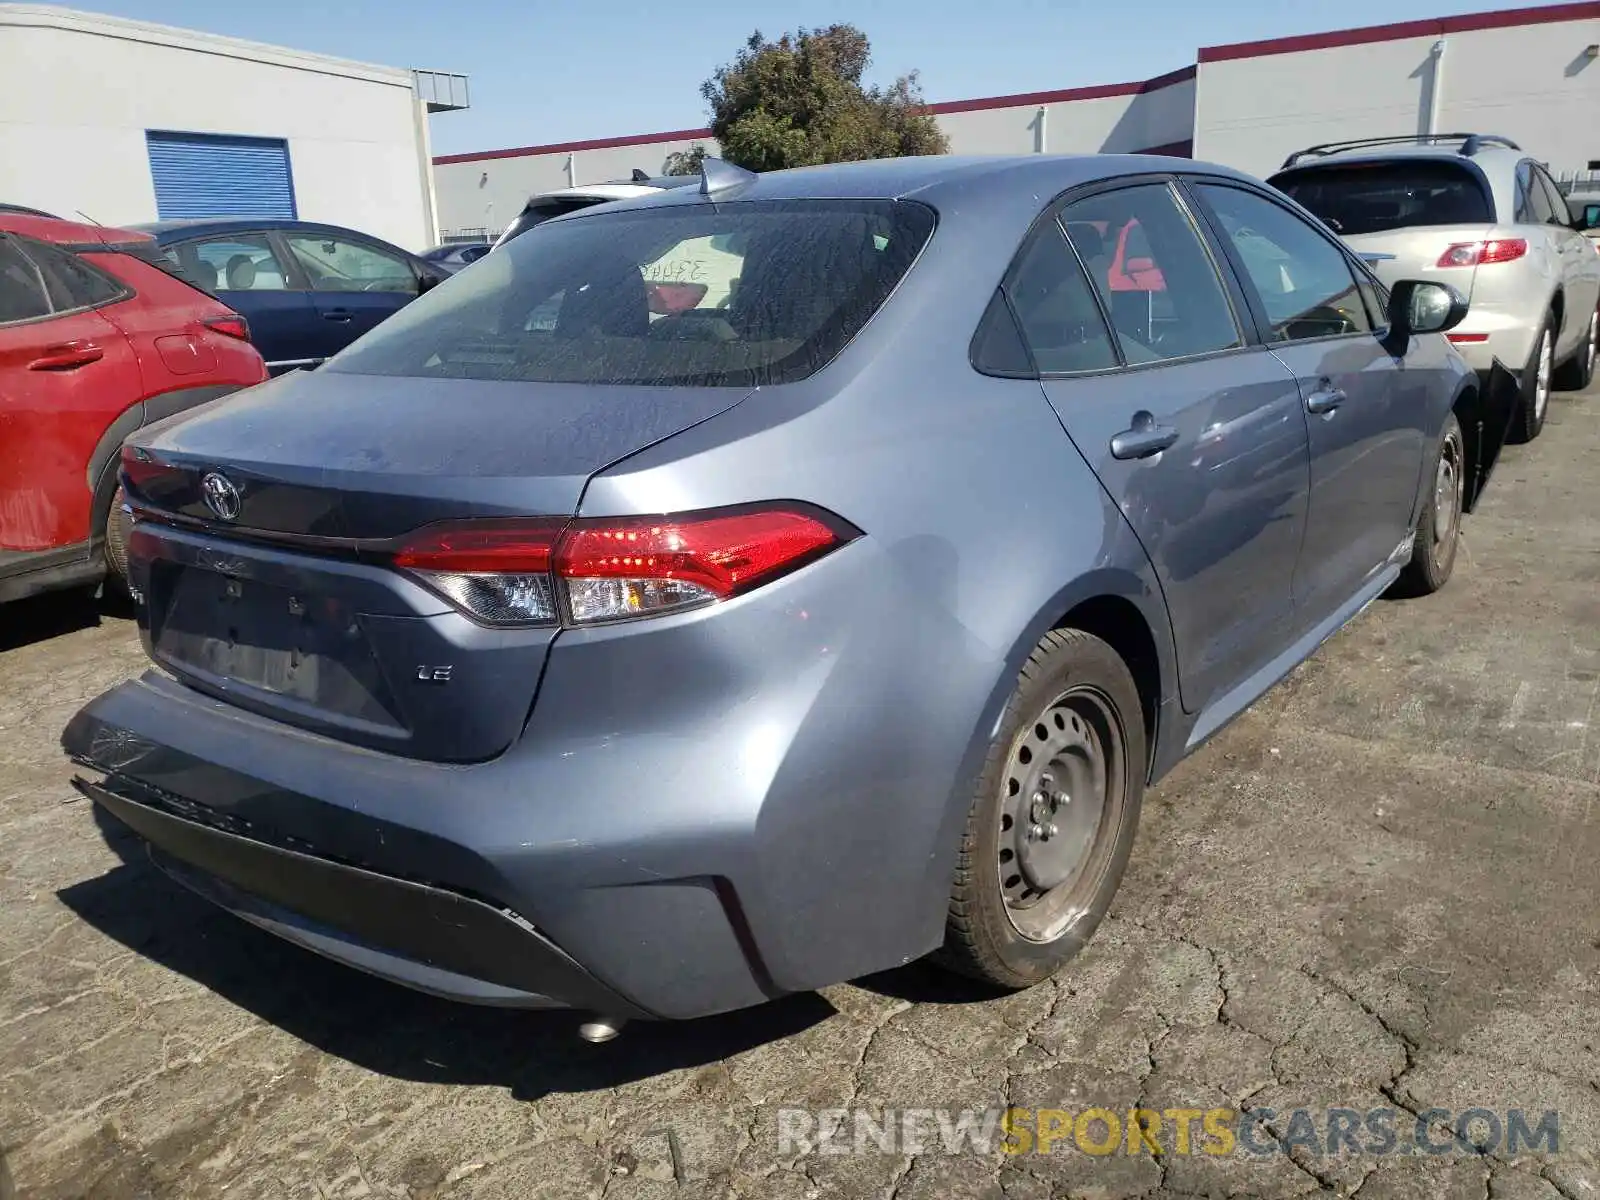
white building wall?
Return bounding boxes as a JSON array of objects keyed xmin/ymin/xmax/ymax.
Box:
[
  {"xmin": 433, "ymin": 133, "xmax": 717, "ymax": 238},
  {"xmin": 0, "ymin": 5, "xmax": 434, "ymax": 249},
  {"xmin": 432, "ymin": 77, "xmax": 1193, "ymax": 237},
  {"xmin": 937, "ymin": 77, "xmax": 1195, "ymax": 156},
  {"xmin": 1194, "ymin": 12, "xmax": 1600, "ymax": 180}
]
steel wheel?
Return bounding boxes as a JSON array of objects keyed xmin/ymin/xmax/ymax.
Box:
[
  {"xmin": 1534, "ymin": 330, "xmax": 1552, "ymax": 421},
  {"xmin": 996, "ymin": 685, "xmax": 1126, "ymax": 944},
  {"xmin": 1431, "ymin": 426, "xmax": 1463, "ymax": 571}
]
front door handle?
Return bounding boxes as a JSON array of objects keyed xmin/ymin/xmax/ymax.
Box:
[
  {"xmin": 1305, "ymin": 386, "xmax": 1347, "ymax": 415},
  {"xmin": 1110, "ymin": 416, "xmax": 1180, "ymax": 461},
  {"xmin": 28, "ymin": 341, "xmax": 103, "ymax": 370},
  {"xmin": 320, "ymin": 308, "xmax": 354, "ymax": 322}
]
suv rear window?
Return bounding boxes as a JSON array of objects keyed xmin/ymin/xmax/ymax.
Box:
[
  {"xmin": 1270, "ymin": 162, "xmax": 1493, "ymax": 235},
  {"xmin": 330, "ymin": 199, "xmax": 936, "ymax": 388},
  {"xmin": 496, "ymin": 197, "xmax": 612, "ymax": 246}
]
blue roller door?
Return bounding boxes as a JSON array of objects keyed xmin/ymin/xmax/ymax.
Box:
[{"xmin": 146, "ymin": 131, "xmax": 297, "ymax": 220}]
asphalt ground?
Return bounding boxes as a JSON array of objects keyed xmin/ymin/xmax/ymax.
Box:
[{"xmin": 2, "ymin": 374, "xmax": 1598, "ymax": 1199}]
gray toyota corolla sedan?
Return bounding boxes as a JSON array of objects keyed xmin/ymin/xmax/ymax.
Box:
[{"xmin": 64, "ymin": 154, "xmax": 1507, "ymax": 1037}]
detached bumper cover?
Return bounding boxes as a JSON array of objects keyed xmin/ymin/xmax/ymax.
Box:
[{"xmin": 73, "ymin": 771, "xmax": 650, "ymax": 1017}]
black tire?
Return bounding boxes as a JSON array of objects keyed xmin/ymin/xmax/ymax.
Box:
[
  {"xmin": 1392, "ymin": 413, "xmax": 1465, "ymax": 598},
  {"xmin": 1510, "ymin": 317, "xmax": 1554, "ymax": 444},
  {"xmin": 1552, "ymin": 306, "xmax": 1598, "ymax": 393},
  {"xmin": 104, "ymin": 484, "xmax": 131, "ymax": 585},
  {"xmin": 936, "ymin": 628, "xmax": 1146, "ymax": 989}
]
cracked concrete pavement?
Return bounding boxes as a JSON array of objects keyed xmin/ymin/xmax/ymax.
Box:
[{"xmin": 3, "ymin": 377, "xmax": 1599, "ymax": 1198}]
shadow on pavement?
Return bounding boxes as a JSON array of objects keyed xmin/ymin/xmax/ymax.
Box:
[
  {"xmin": 0, "ymin": 588, "xmax": 134, "ymax": 652},
  {"xmin": 59, "ymin": 805, "xmax": 835, "ymax": 1099}
]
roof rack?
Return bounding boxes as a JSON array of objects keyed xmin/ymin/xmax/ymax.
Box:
[{"xmin": 1280, "ymin": 133, "xmax": 1522, "ymax": 170}]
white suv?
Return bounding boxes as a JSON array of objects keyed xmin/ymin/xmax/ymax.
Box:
[{"xmin": 1270, "ymin": 135, "xmax": 1600, "ymax": 440}]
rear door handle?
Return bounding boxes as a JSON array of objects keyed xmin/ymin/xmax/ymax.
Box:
[
  {"xmin": 320, "ymin": 308, "xmax": 354, "ymax": 322},
  {"xmin": 28, "ymin": 341, "xmax": 103, "ymax": 370},
  {"xmin": 1305, "ymin": 386, "xmax": 1347, "ymax": 415},
  {"xmin": 1110, "ymin": 419, "xmax": 1180, "ymax": 461}
]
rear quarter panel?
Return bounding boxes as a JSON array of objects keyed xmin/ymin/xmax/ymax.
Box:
[{"xmin": 572, "ymin": 191, "xmax": 1179, "ymax": 990}]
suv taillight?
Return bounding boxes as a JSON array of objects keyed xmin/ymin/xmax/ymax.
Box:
[
  {"xmin": 391, "ymin": 505, "xmax": 858, "ymax": 627},
  {"xmin": 202, "ymin": 314, "xmax": 251, "ymax": 341},
  {"xmin": 1436, "ymin": 239, "xmax": 1527, "ymax": 268}
]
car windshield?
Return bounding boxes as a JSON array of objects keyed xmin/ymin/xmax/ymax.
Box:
[
  {"xmin": 1271, "ymin": 162, "xmax": 1493, "ymax": 234},
  {"xmin": 329, "ymin": 198, "xmax": 935, "ymax": 387}
]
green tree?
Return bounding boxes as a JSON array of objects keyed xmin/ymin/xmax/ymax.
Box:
[
  {"xmin": 700, "ymin": 25, "xmax": 948, "ymax": 173},
  {"xmin": 663, "ymin": 144, "xmax": 708, "ymax": 176}
]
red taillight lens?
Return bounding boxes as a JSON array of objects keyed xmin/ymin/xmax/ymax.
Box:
[
  {"xmin": 1436, "ymin": 239, "xmax": 1527, "ymax": 268},
  {"xmin": 388, "ymin": 506, "xmax": 855, "ymax": 627},
  {"xmin": 1446, "ymin": 332, "xmax": 1489, "ymax": 343},
  {"xmin": 203, "ymin": 314, "xmax": 251, "ymax": 341},
  {"xmin": 557, "ymin": 508, "xmax": 845, "ymax": 623},
  {"xmin": 392, "ymin": 521, "xmax": 563, "ymax": 626}
]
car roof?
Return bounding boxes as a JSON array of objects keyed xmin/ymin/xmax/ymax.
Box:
[
  {"xmin": 1276, "ymin": 144, "xmax": 1523, "ymax": 173},
  {"xmin": 0, "ymin": 211, "xmax": 152, "ymax": 247},
  {"xmin": 132, "ymin": 217, "xmax": 410, "ymax": 249},
  {"xmin": 574, "ymin": 153, "xmax": 1244, "ymax": 215}
]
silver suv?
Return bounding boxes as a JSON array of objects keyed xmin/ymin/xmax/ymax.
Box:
[{"xmin": 1271, "ymin": 135, "xmax": 1600, "ymax": 440}]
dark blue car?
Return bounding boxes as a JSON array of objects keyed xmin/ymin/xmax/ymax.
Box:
[{"xmin": 135, "ymin": 218, "xmax": 448, "ymax": 374}]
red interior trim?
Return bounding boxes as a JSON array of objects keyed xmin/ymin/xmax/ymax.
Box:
[{"xmin": 1199, "ymin": 1, "xmax": 1600, "ymax": 62}]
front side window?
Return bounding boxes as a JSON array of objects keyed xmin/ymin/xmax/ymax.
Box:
[
  {"xmin": 0, "ymin": 237, "xmax": 50, "ymax": 324},
  {"xmin": 1061, "ymin": 184, "xmax": 1242, "ymax": 363},
  {"xmin": 329, "ymin": 199, "xmax": 936, "ymax": 388},
  {"xmin": 1272, "ymin": 162, "xmax": 1494, "ymax": 234},
  {"xmin": 177, "ymin": 236, "xmax": 291, "ymax": 292},
  {"xmin": 1196, "ymin": 184, "xmax": 1372, "ymax": 342},
  {"xmin": 284, "ymin": 234, "xmax": 418, "ymax": 294}
]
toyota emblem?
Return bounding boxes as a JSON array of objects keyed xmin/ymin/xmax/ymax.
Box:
[{"xmin": 200, "ymin": 471, "xmax": 242, "ymax": 522}]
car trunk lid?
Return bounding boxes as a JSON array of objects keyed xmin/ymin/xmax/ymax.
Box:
[{"xmin": 121, "ymin": 369, "xmax": 753, "ymax": 761}]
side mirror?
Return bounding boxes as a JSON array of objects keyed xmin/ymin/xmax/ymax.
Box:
[
  {"xmin": 416, "ymin": 269, "xmax": 443, "ymax": 295},
  {"xmin": 1388, "ymin": 279, "xmax": 1468, "ymax": 337},
  {"xmin": 1578, "ymin": 202, "xmax": 1600, "ymax": 232}
]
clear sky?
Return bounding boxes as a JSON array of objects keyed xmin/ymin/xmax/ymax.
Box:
[{"xmin": 92, "ymin": 0, "xmax": 1512, "ymax": 156}]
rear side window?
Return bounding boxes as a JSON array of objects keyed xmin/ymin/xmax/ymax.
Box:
[
  {"xmin": 173, "ymin": 236, "xmax": 291, "ymax": 292},
  {"xmin": 0, "ymin": 237, "xmax": 50, "ymax": 323},
  {"xmin": 18, "ymin": 238, "xmax": 126, "ymax": 310},
  {"xmin": 1000, "ymin": 222, "xmax": 1117, "ymax": 374},
  {"xmin": 1271, "ymin": 162, "xmax": 1493, "ymax": 234},
  {"xmin": 330, "ymin": 199, "xmax": 936, "ymax": 388}
]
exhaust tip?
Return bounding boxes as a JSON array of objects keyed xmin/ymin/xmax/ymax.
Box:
[{"xmin": 578, "ymin": 1015, "xmax": 628, "ymax": 1043}]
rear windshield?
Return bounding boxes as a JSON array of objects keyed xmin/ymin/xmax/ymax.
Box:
[
  {"xmin": 329, "ymin": 198, "xmax": 935, "ymax": 387},
  {"xmin": 1271, "ymin": 162, "xmax": 1493, "ymax": 235}
]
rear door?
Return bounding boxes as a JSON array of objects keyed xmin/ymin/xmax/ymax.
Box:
[
  {"xmin": 168, "ymin": 232, "xmax": 317, "ymax": 372},
  {"xmin": 1020, "ymin": 179, "xmax": 1311, "ymax": 715},
  {"xmin": 1192, "ymin": 180, "xmax": 1421, "ymax": 621},
  {"xmin": 0, "ymin": 233, "xmax": 142, "ymax": 556},
  {"xmin": 277, "ymin": 230, "xmax": 422, "ymax": 356}
]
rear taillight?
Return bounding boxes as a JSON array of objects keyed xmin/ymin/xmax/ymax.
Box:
[
  {"xmin": 1446, "ymin": 332, "xmax": 1489, "ymax": 344},
  {"xmin": 389, "ymin": 504, "xmax": 857, "ymax": 627},
  {"xmin": 203, "ymin": 314, "xmax": 251, "ymax": 341},
  {"xmin": 1436, "ymin": 239, "xmax": 1527, "ymax": 268}
]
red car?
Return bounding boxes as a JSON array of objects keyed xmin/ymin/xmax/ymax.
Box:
[{"xmin": 1, "ymin": 213, "xmax": 266, "ymax": 604}]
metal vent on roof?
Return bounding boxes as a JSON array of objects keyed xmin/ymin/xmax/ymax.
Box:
[{"xmin": 413, "ymin": 70, "xmax": 471, "ymax": 113}]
